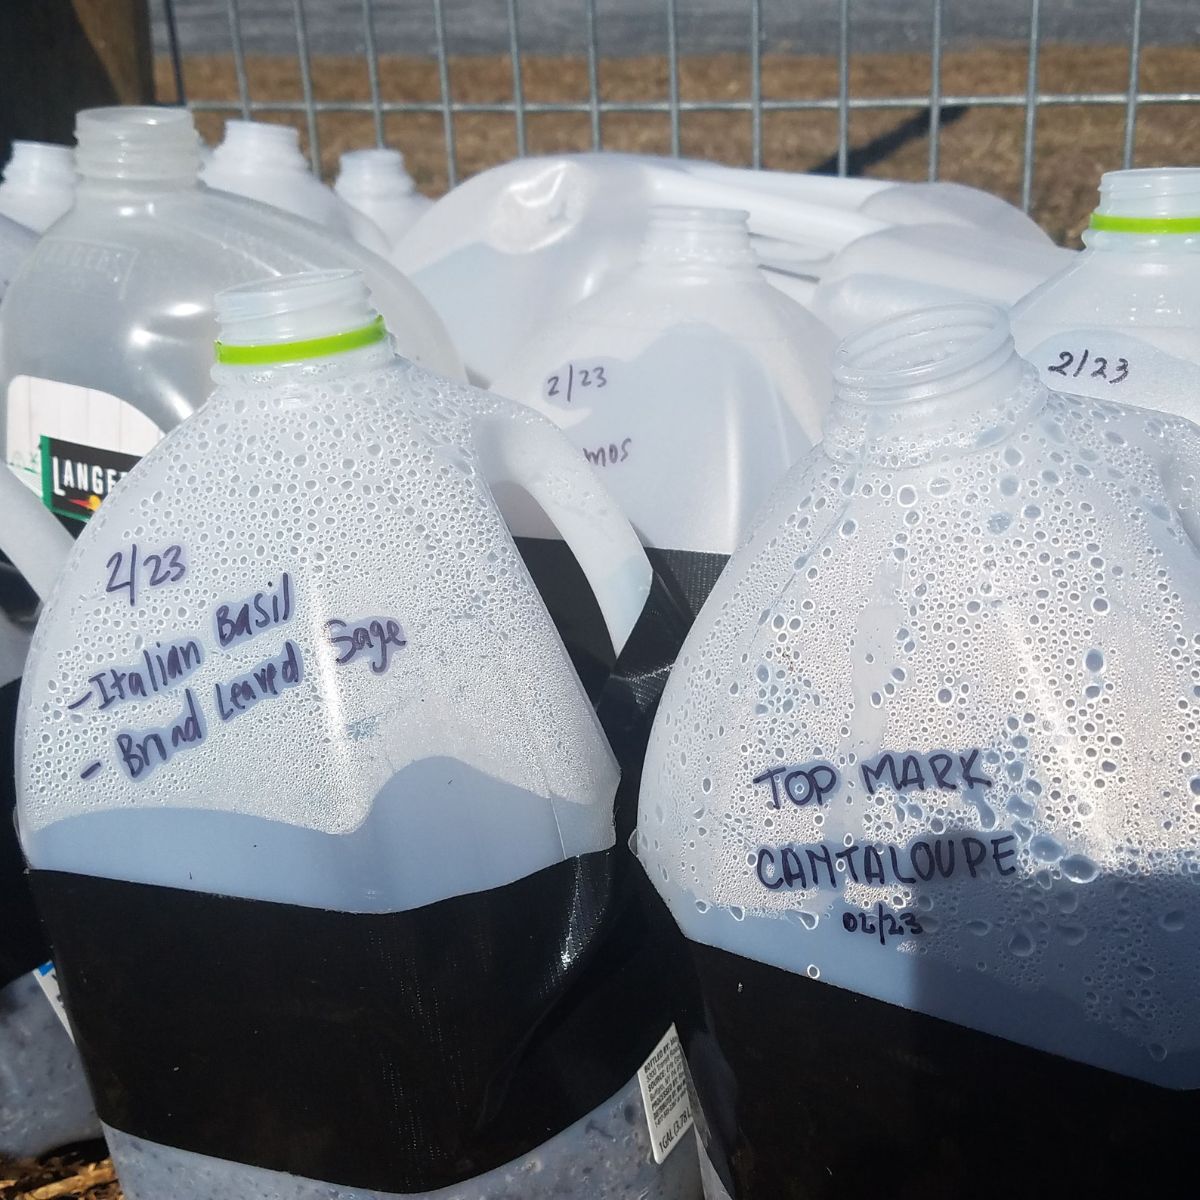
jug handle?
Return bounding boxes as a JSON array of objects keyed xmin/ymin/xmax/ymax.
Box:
[
  {"xmin": 473, "ymin": 403, "xmax": 651, "ymax": 657},
  {"xmin": 0, "ymin": 467, "xmax": 74, "ymax": 602}
]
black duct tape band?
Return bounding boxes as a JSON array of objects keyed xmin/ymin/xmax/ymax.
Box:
[
  {"xmin": 32, "ymin": 848, "xmax": 669, "ymax": 1193},
  {"xmin": 681, "ymin": 938, "xmax": 1199, "ymax": 1198},
  {"xmin": 516, "ymin": 537, "xmax": 729, "ymax": 842},
  {"xmin": 0, "ymin": 676, "xmax": 49, "ymax": 988}
]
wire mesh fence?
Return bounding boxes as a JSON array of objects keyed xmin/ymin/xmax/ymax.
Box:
[{"xmin": 156, "ymin": 0, "xmax": 1199, "ymax": 219}]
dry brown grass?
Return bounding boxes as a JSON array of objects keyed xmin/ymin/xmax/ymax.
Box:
[{"xmin": 159, "ymin": 44, "xmax": 1200, "ymax": 244}]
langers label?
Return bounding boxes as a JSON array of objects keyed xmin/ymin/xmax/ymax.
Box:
[
  {"xmin": 41, "ymin": 436, "xmax": 140, "ymax": 520},
  {"xmin": 6, "ymin": 376, "xmax": 163, "ymax": 522}
]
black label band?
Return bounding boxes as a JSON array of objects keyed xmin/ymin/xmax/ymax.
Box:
[
  {"xmin": 32, "ymin": 849, "xmax": 668, "ymax": 1193},
  {"xmin": 681, "ymin": 938, "xmax": 1200, "ymax": 1197},
  {"xmin": 0, "ymin": 677, "xmax": 48, "ymax": 988}
]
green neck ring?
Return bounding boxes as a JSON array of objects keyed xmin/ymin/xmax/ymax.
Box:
[
  {"xmin": 1089, "ymin": 213, "xmax": 1200, "ymax": 235},
  {"xmin": 215, "ymin": 314, "xmax": 387, "ymax": 365}
]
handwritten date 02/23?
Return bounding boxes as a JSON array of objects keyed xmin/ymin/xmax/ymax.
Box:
[{"xmin": 842, "ymin": 903, "xmax": 924, "ymax": 945}]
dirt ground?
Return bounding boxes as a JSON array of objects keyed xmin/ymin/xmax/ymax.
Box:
[
  {"xmin": 161, "ymin": 43, "xmax": 1200, "ymax": 244},
  {"xmin": 2, "ymin": 38, "xmax": 1199, "ymax": 1200}
]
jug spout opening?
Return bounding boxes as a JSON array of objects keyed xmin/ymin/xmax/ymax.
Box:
[
  {"xmin": 75, "ymin": 106, "xmax": 201, "ymax": 186},
  {"xmin": 214, "ymin": 270, "xmax": 390, "ymax": 367},
  {"xmin": 638, "ymin": 204, "xmax": 758, "ymax": 270},
  {"xmin": 826, "ymin": 304, "xmax": 1036, "ymax": 466},
  {"xmin": 834, "ymin": 302, "xmax": 1017, "ymax": 407}
]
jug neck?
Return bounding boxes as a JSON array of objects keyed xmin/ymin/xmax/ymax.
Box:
[
  {"xmin": 635, "ymin": 206, "xmax": 759, "ymax": 276},
  {"xmin": 2, "ymin": 141, "xmax": 75, "ymax": 193},
  {"xmin": 212, "ymin": 270, "xmax": 394, "ymax": 386},
  {"xmin": 1083, "ymin": 167, "xmax": 1200, "ymax": 254},
  {"xmin": 210, "ymin": 120, "xmax": 311, "ymax": 178},
  {"xmin": 824, "ymin": 303, "xmax": 1039, "ymax": 468},
  {"xmin": 75, "ymin": 106, "xmax": 201, "ymax": 195},
  {"xmin": 336, "ymin": 148, "xmax": 417, "ymax": 197}
]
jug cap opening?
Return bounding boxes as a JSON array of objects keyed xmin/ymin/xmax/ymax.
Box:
[
  {"xmin": 1090, "ymin": 167, "xmax": 1200, "ymax": 232},
  {"xmin": 213, "ymin": 120, "xmax": 309, "ymax": 172},
  {"xmin": 639, "ymin": 204, "xmax": 757, "ymax": 268},
  {"xmin": 75, "ymin": 106, "xmax": 201, "ymax": 184},
  {"xmin": 835, "ymin": 302, "xmax": 1013, "ymax": 405},
  {"xmin": 214, "ymin": 270, "xmax": 387, "ymax": 365}
]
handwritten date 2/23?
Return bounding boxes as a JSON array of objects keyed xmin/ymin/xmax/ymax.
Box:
[
  {"xmin": 1046, "ymin": 348, "xmax": 1129, "ymax": 384},
  {"xmin": 544, "ymin": 362, "xmax": 608, "ymax": 404}
]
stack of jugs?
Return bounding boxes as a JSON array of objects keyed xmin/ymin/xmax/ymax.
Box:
[
  {"xmin": 15, "ymin": 268, "xmax": 703, "ymax": 1199},
  {"xmin": 1, "ymin": 106, "xmax": 460, "ymax": 516},
  {"xmin": 0, "ymin": 103, "xmax": 459, "ymax": 1159},
  {"xmin": 638, "ymin": 301, "xmax": 1200, "ymax": 1197}
]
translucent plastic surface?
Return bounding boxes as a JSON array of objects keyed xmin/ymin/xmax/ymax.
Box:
[
  {"xmin": 492, "ymin": 208, "xmax": 833, "ymax": 554},
  {"xmin": 0, "ymin": 109, "xmax": 461, "ymax": 474},
  {"xmin": 0, "ymin": 142, "xmax": 76, "ymax": 235},
  {"xmin": 102, "ymin": 1074, "xmax": 700, "ymax": 1200},
  {"xmin": 813, "ymin": 224, "xmax": 1074, "ymax": 337},
  {"xmin": 1011, "ymin": 170, "xmax": 1200, "ymax": 416},
  {"xmin": 202, "ymin": 121, "xmax": 389, "ymax": 255},
  {"xmin": 336, "ymin": 149, "xmax": 432, "ymax": 251},
  {"xmin": 640, "ymin": 304, "xmax": 1200, "ymax": 1088},
  {"xmin": 0, "ymin": 972, "xmax": 100, "ymax": 1158},
  {"xmin": 0, "ymin": 212, "xmax": 35, "ymax": 297}
]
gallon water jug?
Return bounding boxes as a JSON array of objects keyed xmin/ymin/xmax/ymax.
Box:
[
  {"xmin": 336, "ymin": 148, "xmax": 431, "ymax": 250},
  {"xmin": 202, "ymin": 119, "xmax": 390, "ymax": 255},
  {"xmin": 493, "ymin": 206, "xmax": 832, "ymax": 557},
  {"xmin": 1011, "ymin": 167, "xmax": 1200, "ymax": 418},
  {"xmin": 18, "ymin": 269, "xmax": 701, "ymax": 1200},
  {"xmin": 0, "ymin": 141, "xmax": 76, "ymax": 234},
  {"xmin": 639, "ymin": 303, "xmax": 1200, "ymax": 1198},
  {"xmin": 0, "ymin": 471, "xmax": 97, "ymax": 1157},
  {"xmin": 1, "ymin": 106, "xmax": 460, "ymax": 523}
]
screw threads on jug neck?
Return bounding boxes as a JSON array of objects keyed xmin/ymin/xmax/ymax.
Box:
[
  {"xmin": 825, "ymin": 303, "xmax": 1037, "ymax": 468},
  {"xmin": 75, "ymin": 107, "xmax": 201, "ymax": 188},
  {"xmin": 637, "ymin": 206, "xmax": 758, "ymax": 272},
  {"xmin": 3, "ymin": 142, "xmax": 75, "ymax": 191},
  {"xmin": 1085, "ymin": 168, "xmax": 1200, "ymax": 250},
  {"xmin": 213, "ymin": 121, "xmax": 310, "ymax": 175},
  {"xmin": 336, "ymin": 148, "xmax": 417, "ymax": 197},
  {"xmin": 214, "ymin": 270, "xmax": 391, "ymax": 372}
]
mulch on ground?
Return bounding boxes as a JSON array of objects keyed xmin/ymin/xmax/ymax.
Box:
[{"xmin": 3, "ymin": 37, "xmax": 1198, "ymax": 1200}]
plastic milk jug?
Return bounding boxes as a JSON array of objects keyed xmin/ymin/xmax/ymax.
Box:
[
  {"xmin": 493, "ymin": 206, "xmax": 833, "ymax": 557},
  {"xmin": 1011, "ymin": 167, "xmax": 1200, "ymax": 419},
  {"xmin": 17, "ymin": 270, "xmax": 701, "ymax": 1200},
  {"xmin": 639, "ymin": 303, "xmax": 1200, "ymax": 1198}
]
